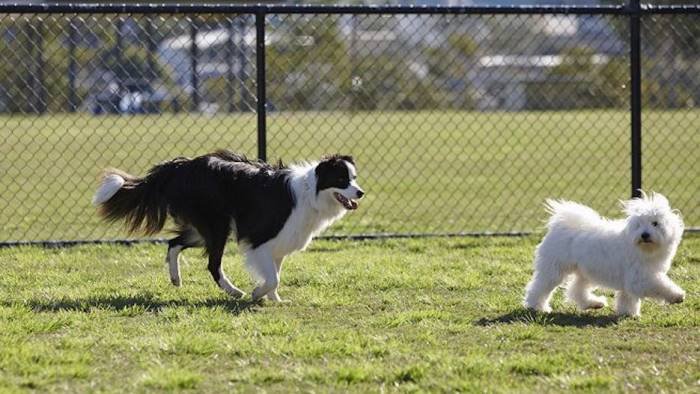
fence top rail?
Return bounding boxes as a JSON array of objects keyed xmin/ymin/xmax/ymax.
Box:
[
  {"xmin": 641, "ymin": 4, "xmax": 700, "ymax": 14},
  {"xmin": 0, "ymin": 2, "xmax": 696, "ymax": 16}
]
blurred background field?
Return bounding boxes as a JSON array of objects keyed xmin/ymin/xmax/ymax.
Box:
[{"xmin": 1, "ymin": 110, "xmax": 697, "ymax": 241}]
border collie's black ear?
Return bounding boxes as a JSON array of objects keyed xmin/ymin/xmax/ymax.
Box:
[{"xmin": 315, "ymin": 160, "xmax": 327, "ymax": 176}]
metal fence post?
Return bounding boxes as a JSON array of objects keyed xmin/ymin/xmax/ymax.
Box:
[
  {"xmin": 114, "ymin": 18, "xmax": 124, "ymax": 75},
  {"xmin": 34, "ymin": 22, "xmax": 46, "ymax": 114},
  {"xmin": 256, "ymin": 10, "xmax": 267, "ymax": 162},
  {"xmin": 146, "ymin": 16, "xmax": 157, "ymax": 81},
  {"xmin": 629, "ymin": 0, "xmax": 642, "ymax": 198},
  {"xmin": 190, "ymin": 17, "xmax": 200, "ymax": 112},
  {"xmin": 226, "ymin": 17, "xmax": 236, "ymax": 113},
  {"xmin": 67, "ymin": 18, "xmax": 78, "ymax": 112},
  {"xmin": 240, "ymin": 16, "xmax": 251, "ymax": 112}
]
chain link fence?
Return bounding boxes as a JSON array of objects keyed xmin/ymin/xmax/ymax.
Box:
[{"xmin": 0, "ymin": 4, "xmax": 698, "ymax": 244}]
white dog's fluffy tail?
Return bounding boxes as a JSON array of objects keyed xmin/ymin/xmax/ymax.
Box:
[
  {"xmin": 92, "ymin": 174, "xmax": 125, "ymax": 205},
  {"xmin": 544, "ymin": 199, "xmax": 604, "ymax": 231}
]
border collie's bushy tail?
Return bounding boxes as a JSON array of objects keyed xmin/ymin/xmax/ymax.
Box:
[{"xmin": 92, "ymin": 161, "xmax": 180, "ymax": 235}]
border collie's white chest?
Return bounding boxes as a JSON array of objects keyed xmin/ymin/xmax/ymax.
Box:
[{"xmin": 269, "ymin": 204, "xmax": 343, "ymax": 260}]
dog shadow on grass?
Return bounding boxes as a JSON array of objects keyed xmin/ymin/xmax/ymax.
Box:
[
  {"xmin": 13, "ymin": 293, "xmax": 258, "ymax": 316},
  {"xmin": 476, "ymin": 308, "xmax": 621, "ymax": 328}
]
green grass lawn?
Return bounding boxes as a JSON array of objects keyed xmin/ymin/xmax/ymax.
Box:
[
  {"xmin": 1, "ymin": 235, "xmax": 698, "ymax": 392},
  {"xmin": 1, "ymin": 110, "xmax": 698, "ymax": 242}
]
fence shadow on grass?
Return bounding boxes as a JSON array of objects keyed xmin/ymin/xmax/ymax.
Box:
[
  {"xmin": 476, "ymin": 308, "xmax": 621, "ymax": 328},
  {"xmin": 14, "ymin": 293, "xmax": 258, "ymax": 315}
]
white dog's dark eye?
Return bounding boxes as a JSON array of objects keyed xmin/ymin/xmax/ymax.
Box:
[{"xmin": 652, "ymin": 221, "xmax": 659, "ymax": 227}]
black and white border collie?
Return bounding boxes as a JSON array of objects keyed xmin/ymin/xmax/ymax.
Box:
[{"xmin": 92, "ymin": 150, "xmax": 364, "ymax": 302}]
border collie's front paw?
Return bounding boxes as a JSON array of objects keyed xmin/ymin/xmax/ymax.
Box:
[
  {"xmin": 266, "ymin": 291, "xmax": 289, "ymax": 303},
  {"xmin": 251, "ymin": 287, "xmax": 268, "ymax": 302}
]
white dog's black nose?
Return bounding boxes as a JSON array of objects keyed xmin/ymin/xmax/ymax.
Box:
[
  {"xmin": 356, "ymin": 189, "xmax": 365, "ymax": 199},
  {"xmin": 641, "ymin": 232, "xmax": 650, "ymax": 240}
]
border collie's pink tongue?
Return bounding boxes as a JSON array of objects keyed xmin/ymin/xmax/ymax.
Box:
[{"xmin": 334, "ymin": 192, "xmax": 358, "ymax": 210}]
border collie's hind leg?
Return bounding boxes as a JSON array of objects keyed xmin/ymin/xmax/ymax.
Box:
[
  {"xmin": 166, "ymin": 227, "xmax": 203, "ymax": 287},
  {"xmin": 205, "ymin": 230, "xmax": 245, "ymax": 298}
]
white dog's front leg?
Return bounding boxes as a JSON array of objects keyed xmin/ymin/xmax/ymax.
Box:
[
  {"xmin": 615, "ymin": 291, "xmax": 641, "ymax": 317},
  {"xmin": 247, "ymin": 247, "xmax": 280, "ymax": 302},
  {"xmin": 646, "ymin": 275, "xmax": 685, "ymax": 304}
]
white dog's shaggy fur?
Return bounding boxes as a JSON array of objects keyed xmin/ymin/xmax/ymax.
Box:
[{"xmin": 523, "ymin": 192, "xmax": 685, "ymax": 317}]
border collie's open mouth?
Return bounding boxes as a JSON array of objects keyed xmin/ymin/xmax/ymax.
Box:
[{"xmin": 334, "ymin": 192, "xmax": 358, "ymax": 210}]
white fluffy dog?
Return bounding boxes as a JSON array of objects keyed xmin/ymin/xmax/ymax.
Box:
[{"xmin": 523, "ymin": 192, "xmax": 685, "ymax": 317}]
